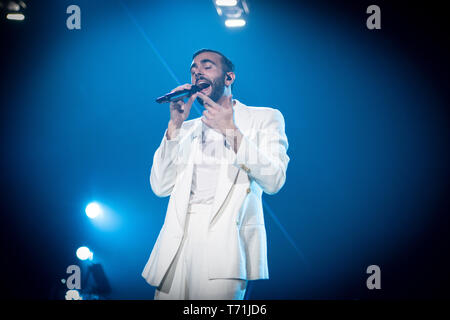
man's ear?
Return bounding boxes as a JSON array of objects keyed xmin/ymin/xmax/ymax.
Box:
[{"xmin": 225, "ymin": 72, "xmax": 235, "ymax": 86}]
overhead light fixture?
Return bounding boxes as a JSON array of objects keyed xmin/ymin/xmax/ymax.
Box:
[
  {"xmin": 6, "ymin": 12, "xmax": 24, "ymax": 20},
  {"xmin": 215, "ymin": 0, "xmax": 238, "ymax": 6},
  {"xmin": 1, "ymin": 0, "xmax": 27, "ymax": 21},
  {"xmin": 225, "ymin": 18, "xmax": 246, "ymax": 27},
  {"xmin": 212, "ymin": 0, "xmax": 249, "ymax": 28}
]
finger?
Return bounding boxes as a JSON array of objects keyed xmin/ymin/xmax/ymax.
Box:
[
  {"xmin": 186, "ymin": 92, "xmax": 198, "ymax": 106},
  {"xmin": 184, "ymin": 93, "xmax": 198, "ymax": 113},
  {"xmin": 170, "ymin": 99, "xmax": 184, "ymax": 112},
  {"xmin": 170, "ymin": 98, "xmax": 185, "ymax": 109},
  {"xmin": 170, "ymin": 83, "xmax": 192, "ymax": 94},
  {"xmin": 197, "ymin": 93, "xmax": 220, "ymax": 109},
  {"xmin": 202, "ymin": 109, "xmax": 214, "ymax": 120},
  {"xmin": 203, "ymin": 103, "xmax": 218, "ymax": 114},
  {"xmin": 170, "ymin": 99, "xmax": 183, "ymax": 107}
]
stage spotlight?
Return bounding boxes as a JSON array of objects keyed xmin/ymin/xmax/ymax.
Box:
[
  {"xmin": 6, "ymin": 13, "xmax": 24, "ymax": 20},
  {"xmin": 76, "ymin": 246, "xmax": 93, "ymax": 261},
  {"xmin": 225, "ymin": 18, "xmax": 246, "ymax": 27},
  {"xmin": 215, "ymin": 0, "xmax": 238, "ymax": 6},
  {"xmin": 212, "ymin": 0, "xmax": 249, "ymax": 28},
  {"xmin": 85, "ymin": 202, "xmax": 102, "ymax": 219},
  {"xmin": 1, "ymin": 1, "xmax": 27, "ymax": 21}
]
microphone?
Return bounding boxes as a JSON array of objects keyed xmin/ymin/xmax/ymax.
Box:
[{"xmin": 155, "ymin": 83, "xmax": 210, "ymax": 104}]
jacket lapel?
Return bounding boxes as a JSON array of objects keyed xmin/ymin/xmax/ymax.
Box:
[{"xmin": 209, "ymin": 152, "xmax": 240, "ymax": 225}]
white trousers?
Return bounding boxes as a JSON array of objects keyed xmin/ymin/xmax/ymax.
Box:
[{"xmin": 155, "ymin": 203, "xmax": 247, "ymax": 300}]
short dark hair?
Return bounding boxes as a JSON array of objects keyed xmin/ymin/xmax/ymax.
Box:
[{"xmin": 192, "ymin": 49, "xmax": 235, "ymax": 73}]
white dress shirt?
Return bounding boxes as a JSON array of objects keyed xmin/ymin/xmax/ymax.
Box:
[{"xmin": 189, "ymin": 122, "xmax": 228, "ymax": 205}]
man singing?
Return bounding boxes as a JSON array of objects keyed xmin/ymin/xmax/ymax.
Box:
[{"xmin": 142, "ymin": 49, "xmax": 290, "ymax": 299}]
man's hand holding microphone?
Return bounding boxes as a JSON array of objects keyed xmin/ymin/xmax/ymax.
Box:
[{"xmin": 165, "ymin": 84, "xmax": 199, "ymax": 140}]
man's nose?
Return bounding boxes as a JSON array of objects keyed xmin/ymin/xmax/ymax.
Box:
[{"xmin": 194, "ymin": 72, "xmax": 203, "ymax": 82}]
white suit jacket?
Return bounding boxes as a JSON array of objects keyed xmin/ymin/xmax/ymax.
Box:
[{"xmin": 142, "ymin": 99, "xmax": 289, "ymax": 287}]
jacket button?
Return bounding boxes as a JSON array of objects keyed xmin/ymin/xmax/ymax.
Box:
[{"xmin": 246, "ymin": 188, "xmax": 251, "ymax": 194}]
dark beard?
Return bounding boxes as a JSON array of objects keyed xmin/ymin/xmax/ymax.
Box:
[{"xmin": 197, "ymin": 74, "xmax": 225, "ymax": 106}]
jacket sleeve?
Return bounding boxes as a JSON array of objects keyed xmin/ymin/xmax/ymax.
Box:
[
  {"xmin": 149, "ymin": 129, "xmax": 181, "ymax": 197},
  {"xmin": 232, "ymin": 108, "xmax": 290, "ymax": 195}
]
